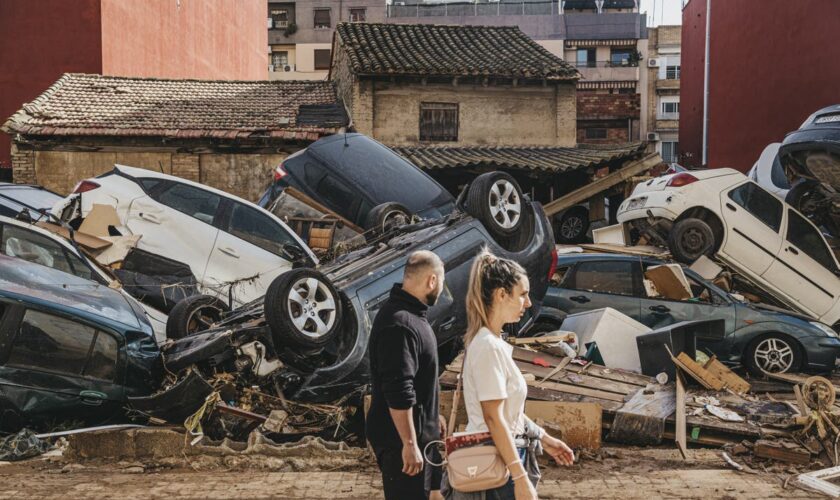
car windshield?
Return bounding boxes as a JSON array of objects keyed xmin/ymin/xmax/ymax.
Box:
[
  {"xmin": 307, "ymin": 135, "xmax": 453, "ymax": 213},
  {"xmin": 0, "ymin": 186, "xmax": 62, "ymax": 210}
]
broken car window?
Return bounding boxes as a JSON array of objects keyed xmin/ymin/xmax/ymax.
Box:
[
  {"xmin": 572, "ymin": 261, "xmax": 635, "ymax": 296},
  {"xmin": 8, "ymin": 310, "xmax": 96, "ymax": 377},
  {"xmin": 786, "ymin": 209, "xmax": 838, "ymax": 272},
  {"xmin": 227, "ymin": 202, "xmax": 304, "ymax": 259},
  {"xmin": 727, "ymin": 182, "xmax": 783, "ymax": 232},
  {"xmin": 0, "ymin": 224, "xmax": 91, "ymax": 279},
  {"xmin": 156, "ymin": 183, "xmax": 221, "ymax": 225}
]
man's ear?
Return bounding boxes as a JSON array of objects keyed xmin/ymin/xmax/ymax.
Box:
[{"xmin": 428, "ymin": 273, "xmax": 437, "ymax": 290}]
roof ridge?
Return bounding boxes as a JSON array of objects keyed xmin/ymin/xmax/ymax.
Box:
[{"xmin": 56, "ymin": 73, "xmax": 336, "ymax": 86}]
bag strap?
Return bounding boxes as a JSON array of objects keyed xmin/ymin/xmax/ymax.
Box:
[{"xmin": 446, "ymin": 348, "xmax": 467, "ymax": 439}]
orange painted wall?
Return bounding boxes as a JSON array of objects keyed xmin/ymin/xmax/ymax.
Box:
[{"xmin": 100, "ymin": 0, "xmax": 267, "ymax": 80}]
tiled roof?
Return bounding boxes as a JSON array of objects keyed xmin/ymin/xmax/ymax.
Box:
[
  {"xmin": 392, "ymin": 143, "xmax": 645, "ymax": 173},
  {"xmin": 335, "ymin": 22, "xmax": 579, "ymax": 80},
  {"xmin": 2, "ymin": 74, "xmax": 347, "ymax": 140}
]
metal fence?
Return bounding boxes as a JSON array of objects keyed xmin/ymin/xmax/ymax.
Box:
[{"xmin": 387, "ymin": 1, "xmax": 560, "ymax": 18}]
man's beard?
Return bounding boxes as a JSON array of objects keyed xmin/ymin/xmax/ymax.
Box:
[{"xmin": 426, "ymin": 290, "xmax": 439, "ymax": 307}]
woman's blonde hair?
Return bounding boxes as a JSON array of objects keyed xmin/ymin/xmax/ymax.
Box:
[{"xmin": 464, "ymin": 248, "xmax": 527, "ymax": 347}]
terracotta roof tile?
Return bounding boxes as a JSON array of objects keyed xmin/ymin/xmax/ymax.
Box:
[
  {"xmin": 2, "ymin": 73, "xmax": 347, "ymax": 139},
  {"xmin": 335, "ymin": 22, "xmax": 579, "ymax": 80}
]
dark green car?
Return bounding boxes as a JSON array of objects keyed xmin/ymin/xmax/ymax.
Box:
[{"xmin": 542, "ymin": 253, "xmax": 840, "ymax": 374}]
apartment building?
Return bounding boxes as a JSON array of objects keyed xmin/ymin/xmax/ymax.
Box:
[
  {"xmin": 646, "ymin": 25, "xmax": 681, "ymax": 164},
  {"xmin": 268, "ymin": 1, "xmax": 386, "ymax": 80}
]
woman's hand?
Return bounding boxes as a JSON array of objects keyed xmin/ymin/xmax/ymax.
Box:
[
  {"xmin": 541, "ymin": 433, "xmax": 575, "ymax": 466},
  {"xmin": 513, "ymin": 475, "xmax": 538, "ymax": 500}
]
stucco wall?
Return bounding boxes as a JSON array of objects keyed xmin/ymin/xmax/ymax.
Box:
[
  {"xmin": 33, "ymin": 152, "xmax": 173, "ymax": 195},
  {"xmin": 200, "ymin": 154, "xmax": 287, "ymax": 202},
  {"xmin": 100, "ymin": 0, "xmax": 267, "ymax": 80},
  {"xmin": 369, "ymin": 82, "xmax": 576, "ymax": 147}
]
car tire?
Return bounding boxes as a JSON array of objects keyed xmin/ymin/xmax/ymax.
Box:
[
  {"xmin": 166, "ymin": 294, "xmax": 229, "ymax": 340},
  {"xmin": 264, "ymin": 268, "xmax": 343, "ymax": 350},
  {"xmin": 745, "ymin": 334, "xmax": 802, "ymax": 375},
  {"xmin": 466, "ymin": 172, "xmax": 525, "ymax": 239},
  {"xmin": 364, "ymin": 202, "xmax": 412, "ymax": 237},
  {"xmin": 555, "ymin": 206, "xmax": 590, "ymax": 244},
  {"xmin": 785, "ymin": 180, "xmax": 820, "ymax": 213},
  {"xmin": 668, "ymin": 218, "xmax": 715, "ymax": 264}
]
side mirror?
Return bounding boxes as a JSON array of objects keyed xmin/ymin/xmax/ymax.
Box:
[{"xmin": 282, "ymin": 243, "xmax": 306, "ymax": 262}]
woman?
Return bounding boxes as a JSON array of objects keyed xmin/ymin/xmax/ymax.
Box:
[{"xmin": 448, "ymin": 250, "xmax": 575, "ymax": 500}]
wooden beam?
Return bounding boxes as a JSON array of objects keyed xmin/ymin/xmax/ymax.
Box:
[
  {"xmin": 543, "ymin": 153, "xmax": 663, "ymax": 217},
  {"xmin": 675, "ymin": 371, "xmax": 688, "ymax": 459},
  {"xmin": 754, "ymin": 440, "xmax": 811, "ymax": 465},
  {"xmin": 282, "ymin": 187, "xmax": 364, "ymax": 233}
]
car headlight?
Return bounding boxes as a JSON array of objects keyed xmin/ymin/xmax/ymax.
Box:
[{"xmin": 810, "ymin": 321, "xmax": 839, "ymax": 338}]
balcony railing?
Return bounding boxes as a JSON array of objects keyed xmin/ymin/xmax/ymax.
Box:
[
  {"xmin": 573, "ymin": 61, "xmax": 639, "ymax": 68},
  {"xmin": 387, "ymin": 1, "xmax": 560, "ymax": 18}
]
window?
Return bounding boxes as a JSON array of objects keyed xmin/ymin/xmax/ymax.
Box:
[
  {"xmin": 420, "ymin": 103, "xmax": 459, "ymax": 142},
  {"xmin": 350, "ymin": 8, "xmax": 366, "ymax": 22},
  {"xmin": 270, "ymin": 8, "xmax": 289, "ymax": 28},
  {"xmin": 661, "ymin": 102, "xmax": 680, "ymax": 114},
  {"xmin": 0, "ymin": 224, "xmax": 92, "ymax": 280},
  {"xmin": 576, "ymin": 48, "xmax": 596, "ymax": 68},
  {"xmin": 728, "ymin": 182, "xmax": 783, "ymax": 232},
  {"xmin": 139, "ymin": 178, "xmax": 163, "ymax": 192},
  {"xmin": 8, "ymin": 310, "xmax": 117, "ymax": 381},
  {"xmin": 666, "ymin": 65, "xmax": 681, "ymax": 79},
  {"xmin": 314, "ymin": 49, "xmax": 331, "ymax": 70},
  {"xmin": 313, "ymin": 8, "xmax": 330, "ymax": 28},
  {"xmin": 661, "ymin": 141, "xmax": 679, "ymax": 163},
  {"xmin": 585, "ymin": 128, "xmax": 608, "ymax": 140},
  {"xmin": 271, "ymin": 51, "xmax": 289, "ymax": 70},
  {"xmin": 316, "ymin": 174, "xmax": 357, "ymax": 214},
  {"xmin": 572, "ymin": 261, "xmax": 635, "ymax": 296},
  {"xmin": 226, "ymin": 202, "xmax": 303, "ymax": 258},
  {"xmin": 156, "ymin": 183, "xmax": 221, "ymax": 225},
  {"xmin": 610, "ymin": 48, "xmax": 633, "ymax": 66},
  {"xmin": 787, "ymin": 209, "xmax": 838, "ymax": 272},
  {"xmin": 551, "ymin": 266, "xmax": 571, "ymax": 287}
]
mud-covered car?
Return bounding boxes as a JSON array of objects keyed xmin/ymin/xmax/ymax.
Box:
[
  {"xmin": 163, "ymin": 172, "xmax": 556, "ymax": 402},
  {"xmin": 0, "ymin": 255, "xmax": 162, "ymax": 431}
]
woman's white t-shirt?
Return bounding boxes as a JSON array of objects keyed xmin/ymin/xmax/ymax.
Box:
[{"xmin": 462, "ymin": 327, "xmax": 528, "ymax": 436}]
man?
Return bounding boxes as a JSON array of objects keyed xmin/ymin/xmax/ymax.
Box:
[{"xmin": 367, "ymin": 250, "xmax": 446, "ymax": 500}]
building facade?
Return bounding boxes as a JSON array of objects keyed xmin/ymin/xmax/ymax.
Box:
[
  {"xmin": 0, "ymin": 0, "xmax": 267, "ymax": 172},
  {"xmin": 646, "ymin": 25, "xmax": 681, "ymax": 164},
  {"xmin": 385, "ymin": 0, "xmax": 648, "ymax": 144},
  {"xmin": 680, "ymin": 0, "xmax": 840, "ymax": 170},
  {"xmin": 268, "ymin": 1, "xmax": 386, "ymax": 81}
]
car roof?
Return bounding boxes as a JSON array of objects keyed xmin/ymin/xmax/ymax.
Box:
[{"xmin": 0, "ymin": 254, "xmax": 142, "ymax": 330}]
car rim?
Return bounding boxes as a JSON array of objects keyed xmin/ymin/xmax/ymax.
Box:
[
  {"xmin": 680, "ymin": 227, "xmax": 708, "ymax": 254},
  {"xmin": 381, "ymin": 210, "xmax": 409, "ymax": 233},
  {"xmin": 753, "ymin": 337, "xmax": 795, "ymax": 373},
  {"xmin": 287, "ymin": 277, "xmax": 337, "ymax": 339},
  {"xmin": 561, "ymin": 216, "xmax": 583, "ymax": 239},
  {"xmin": 186, "ymin": 305, "xmax": 223, "ymax": 334},
  {"xmin": 488, "ymin": 180, "xmax": 521, "ymax": 229}
]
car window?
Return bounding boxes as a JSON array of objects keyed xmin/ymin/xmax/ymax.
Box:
[
  {"xmin": 770, "ymin": 155, "xmax": 791, "ymax": 189},
  {"xmin": 138, "ymin": 178, "xmax": 163, "ymax": 192},
  {"xmin": 551, "ymin": 266, "xmax": 572, "ymax": 287},
  {"xmin": 227, "ymin": 202, "xmax": 305, "ymax": 258},
  {"xmin": 156, "ymin": 183, "xmax": 221, "ymax": 225},
  {"xmin": 84, "ymin": 331, "xmax": 118, "ymax": 381},
  {"xmin": 787, "ymin": 209, "xmax": 838, "ymax": 271},
  {"xmin": 316, "ymin": 174, "xmax": 357, "ymax": 215},
  {"xmin": 0, "ymin": 224, "xmax": 92, "ymax": 280},
  {"xmin": 571, "ymin": 261, "xmax": 635, "ymax": 296},
  {"xmin": 728, "ymin": 182, "xmax": 783, "ymax": 232},
  {"xmin": 0, "ymin": 187, "xmax": 62, "ymax": 210}
]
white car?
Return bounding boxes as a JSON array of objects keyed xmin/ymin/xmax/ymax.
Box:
[
  {"xmin": 0, "ymin": 215, "xmax": 168, "ymax": 340},
  {"xmin": 54, "ymin": 165, "xmax": 317, "ymax": 308},
  {"xmin": 747, "ymin": 143, "xmax": 790, "ymax": 200},
  {"xmin": 617, "ymin": 168, "xmax": 840, "ymax": 326}
]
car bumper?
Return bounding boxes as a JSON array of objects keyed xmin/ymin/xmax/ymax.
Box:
[
  {"xmin": 802, "ymin": 335, "xmax": 840, "ymax": 371},
  {"xmin": 616, "ymin": 191, "xmax": 685, "ymax": 224}
]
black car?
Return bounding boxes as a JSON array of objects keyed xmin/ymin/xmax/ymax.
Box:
[
  {"xmin": 0, "ymin": 183, "xmax": 63, "ymax": 219},
  {"xmin": 166, "ymin": 172, "xmax": 556, "ymax": 402},
  {"xmin": 540, "ymin": 253, "xmax": 840, "ymax": 374},
  {"xmin": 0, "ymin": 255, "xmax": 162, "ymax": 431},
  {"xmin": 258, "ymin": 133, "xmax": 455, "ymax": 230}
]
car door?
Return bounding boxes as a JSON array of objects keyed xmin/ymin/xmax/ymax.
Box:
[
  {"xmin": 0, "ymin": 223, "xmax": 99, "ymax": 282},
  {"xmin": 718, "ymin": 181, "xmax": 784, "ymax": 276},
  {"xmin": 0, "ymin": 306, "xmax": 124, "ymax": 428},
  {"xmin": 551, "ymin": 259, "xmax": 642, "ymax": 320},
  {"xmin": 205, "ymin": 200, "xmax": 310, "ymax": 306},
  {"xmin": 125, "ymin": 181, "xmax": 222, "ymax": 283},
  {"xmin": 762, "ymin": 208, "xmax": 840, "ymax": 318}
]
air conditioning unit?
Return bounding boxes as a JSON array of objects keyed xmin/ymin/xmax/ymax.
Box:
[
  {"xmin": 284, "ymin": 65, "xmax": 292, "ymax": 72},
  {"xmin": 647, "ymin": 132, "xmax": 660, "ymax": 141},
  {"xmin": 278, "ymin": 20, "xmax": 289, "ymax": 28},
  {"xmin": 268, "ymin": 64, "xmax": 275, "ymax": 72},
  {"xmin": 648, "ymin": 58, "xmax": 659, "ymax": 67}
]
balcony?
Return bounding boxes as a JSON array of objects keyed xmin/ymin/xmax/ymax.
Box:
[
  {"xmin": 656, "ymin": 78, "xmax": 680, "ymax": 90},
  {"xmin": 574, "ymin": 61, "xmax": 639, "ymax": 82},
  {"xmin": 387, "ymin": 1, "xmax": 560, "ymax": 17},
  {"xmin": 655, "ymin": 118, "xmax": 679, "ymax": 131}
]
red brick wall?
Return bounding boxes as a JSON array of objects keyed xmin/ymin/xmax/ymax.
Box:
[
  {"xmin": 577, "ymin": 93, "xmax": 641, "ymax": 120},
  {"xmin": 577, "ymin": 125, "xmax": 630, "ymax": 144},
  {"xmin": 680, "ymin": 0, "xmax": 840, "ymax": 170},
  {"xmin": 0, "ymin": 0, "xmax": 103, "ymax": 167}
]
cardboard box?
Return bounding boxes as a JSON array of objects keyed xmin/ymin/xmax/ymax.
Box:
[
  {"xmin": 689, "ymin": 255, "xmax": 723, "ymax": 280},
  {"xmin": 645, "ymin": 264, "xmax": 691, "ymax": 301},
  {"xmin": 592, "ymin": 224, "xmax": 626, "ymax": 245}
]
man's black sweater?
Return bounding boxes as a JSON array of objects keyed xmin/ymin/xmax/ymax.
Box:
[{"xmin": 366, "ymin": 283, "xmax": 440, "ymax": 451}]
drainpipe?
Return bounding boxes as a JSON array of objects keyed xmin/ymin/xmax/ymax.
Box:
[{"xmin": 702, "ymin": 0, "xmax": 712, "ymax": 166}]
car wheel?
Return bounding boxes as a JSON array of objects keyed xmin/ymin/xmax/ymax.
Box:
[
  {"xmin": 466, "ymin": 172, "xmax": 524, "ymax": 239},
  {"xmin": 555, "ymin": 207, "xmax": 590, "ymax": 244},
  {"xmin": 745, "ymin": 334, "xmax": 802, "ymax": 375},
  {"xmin": 668, "ymin": 218, "xmax": 715, "ymax": 264},
  {"xmin": 364, "ymin": 202, "xmax": 412, "ymax": 237},
  {"xmin": 166, "ymin": 294, "xmax": 229, "ymax": 340},
  {"xmin": 264, "ymin": 268, "xmax": 342, "ymax": 350},
  {"xmin": 785, "ymin": 180, "xmax": 821, "ymax": 214}
]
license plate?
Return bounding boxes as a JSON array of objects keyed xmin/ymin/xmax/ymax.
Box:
[{"xmin": 626, "ymin": 197, "xmax": 647, "ymax": 210}]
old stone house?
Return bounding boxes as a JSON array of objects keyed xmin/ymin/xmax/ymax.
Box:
[
  {"xmin": 2, "ymin": 74, "xmax": 347, "ymax": 201},
  {"xmin": 329, "ymin": 22, "xmax": 580, "ymax": 148}
]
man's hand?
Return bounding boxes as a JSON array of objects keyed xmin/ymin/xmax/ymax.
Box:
[
  {"xmin": 541, "ymin": 433, "xmax": 575, "ymax": 466},
  {"xmin": 401, "ymin": 441, "xmax": 424, "ymax": 476},
  {"xmin": 439, "ymin": 414, "xmax": 447, "ymax": 437}
]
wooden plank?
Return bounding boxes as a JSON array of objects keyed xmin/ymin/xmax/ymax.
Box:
[
  {"xmin": 673, "ymin": 352, "xmax": 725, "ymax": 390},
  {"xmin": 608, "ymin": 384, "xmax": 676, "ymax": 445},
  {"xmin": 764, "ymin": 371, "xmax": 810, "ymax": 385},
  {"xmin": 526, "ymin": 401, "xmax": 602, "ymax": 450},
  {"xmin": 794, "ymin": 385, "xmax": 810, "ymax": 416},
  {"xmin": 754, "ymin": 440, "xmax": 811, "ymax": 465},
  {"xmin": 577, "ymin": 243, "xmax": 669, "ymax": 257},
  {"xmin": 675, "ymin": 371, "xmax": 687, "ymax": 459},
  {"xmin": 543, "ymin": 153, "xmax": 663, "ymax": 217},
  {"xmin": 533, "ymin": 378, "xmax": 628, "ymax": 403},
  {"xmin": 513, "ymin": 359, "xmax": 641, "ymax": 396},
  {"xmin": 283, "ymin": 187, "xmax": 364, "ymax": 234},
  {"xmin": 509, "ymin": 334, "xmax": 576, "ymax": 345},
  {"xmin": 702, "ymin": 356, "xmax": 750, "ymax": 394},
  {"xmin": 512, "ymin": 348, "xmax": 652, "ymax": 387}
]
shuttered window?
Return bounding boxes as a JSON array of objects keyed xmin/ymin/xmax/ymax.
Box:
[
  {"xmin": 314, "ymin": 49, "xmax": 331, "ymax": 70},
  {"xmin": 419, "ymin": 103, "xmax": 458, "ymax": 142},
  {"xmin": 313, "ymin": 8, "xmax": 330, "ymax": 28}
]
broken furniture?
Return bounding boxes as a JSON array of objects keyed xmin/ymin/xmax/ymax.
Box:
[{"xmin": 560, "ymin": 307, "xmax": 651, "ymax": 372}]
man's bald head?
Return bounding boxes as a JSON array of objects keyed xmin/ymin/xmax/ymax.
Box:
[{"xmin": 402, "ymin": 250, "xmax": 445, "ymax": 306}]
